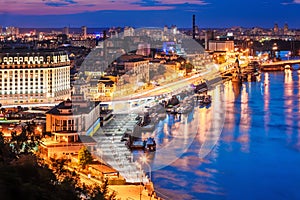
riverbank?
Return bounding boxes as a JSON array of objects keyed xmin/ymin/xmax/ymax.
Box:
[{"xmin": 109, "ymin": 184, "xmax": 159, "ymax": 200}]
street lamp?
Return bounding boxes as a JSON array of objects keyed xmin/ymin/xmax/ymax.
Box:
[
  {"xmin": 136, "ymin": 162, "xmax": 142, "ymax": 200},
  {"xmin": 140, "ymin": 155, "xmax": 151, "ymax": 183}
]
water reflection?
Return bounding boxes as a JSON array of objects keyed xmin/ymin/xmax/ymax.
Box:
[
  {"xmin": 264, "ymin": 72, "xmax": 270, "ymax": 133},
  {"xmin": 232, "ymin": 82, "xmax": 242, "ymax": 99},
  {"xmin": 284, "ymin": 69, "xmax": 293, "ymax": 135},
  {"xmin": 238, "ymin": 83, "xmax": 250, "ymax": 152},
  {"xmin": 297, "ymin": 71, "xmax": 300, "ymax": 150},
  {"xmin": 198, "ymin": 85, "xmax": 225, "ymax": 159},
  {"xmin": 154, "ymin": 71, "xmax": 300, "ymax": 200},
  {"xmin": 224, "ymin": 81, "xmax": 236, "ymax": 133},
  {"xmin": 149, "ymin": 106, "xmax": 199, "ymax": 171}
]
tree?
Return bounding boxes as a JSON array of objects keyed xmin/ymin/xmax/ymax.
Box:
[
  {"xmin": 89, "ymin": 179, "xmax": 116, "ymax": 200},
  {"xmin": 78, "ymin": 146, "xmax": 93, "ymax": 169},
  {"xmin": 0, "ymin": 131, "xmax": 116, "ymax": 200},
  {"xmin": 10, "ymin": 122, "xmax": 41, "ymax": 157}
]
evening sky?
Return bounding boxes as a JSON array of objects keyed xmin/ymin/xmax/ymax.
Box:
[{"xmin": 0, "ymin": 0, "xmax": 299, "ymax": 28}]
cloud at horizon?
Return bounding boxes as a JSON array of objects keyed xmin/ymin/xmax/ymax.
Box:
[{"xmin": 0, "ymin": 0, "xmax": 208, "ymax": 15}]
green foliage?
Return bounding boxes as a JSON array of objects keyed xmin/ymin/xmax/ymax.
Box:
[
  {"xmin": 0, "ymin": 154, "xmax": 59, "ymax": 200},
  {"xmin": 10, "ymin": 122, "xmax": 41, "ymax": 157},
  {"xmin": 78, "ymin": 146, "xmax": 93, "ymax": 169},
  {"xmin": 89, "ymin": 179, "xmax": 117, "ymax": 200},
  {"xmin": 0, "ymin": 129, "xmax": 116, "ymax": 200}
]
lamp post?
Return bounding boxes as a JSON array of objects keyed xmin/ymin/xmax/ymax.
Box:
[
  {"xmin": 140, "ymin": 155, "xmax": 151, "ymax": 183},
  {"xmin": 272, "ymin": 43, "xmax": 278, "ymax": 59},
  {"xmin": 137, "ymin": 162, "xmax": 142, "ymax": 200}
]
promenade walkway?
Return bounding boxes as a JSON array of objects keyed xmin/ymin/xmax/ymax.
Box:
[{"xmin": 93, "ymin": 114, "xmax": 149, "ymax": 184}]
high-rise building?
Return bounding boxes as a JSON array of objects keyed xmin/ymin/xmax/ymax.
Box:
[
  {"xmin": 273, "ymin": 23, "xmax": 279, "ymax": 35},
  {"xmin": 81, "ymin": 26, "xmax": 87, "ymax": 39},
  {"xmin": 284, "ymin": 23, "xmax": 289, "ymax": 35},
  {"xmin": 0, "ymin": 26, "xmax": 2, "ymax": 35},
  {"xmin": 136, "ymin": 43, "xmax": 151, "ymax": 56},
  {"xmin": 193, "ymin": 15, "xmax": 196, "ymax": 39},
  {"xmin": 63, "ymin": 26, "xmax": 69, "ymax": 35},
  {"xmin": 124, "ymin": 26, "xmax": 135, "ymax": 37},
  {"xmin": 5, "ymin": 26, "xmax": 19, "ymax": 35},
  {"xmin": 0, "ymin": 49, "xmax": 71, "ymax": 104},
  {"xmin": 163, "ymin": 25, "xmax": 168, "ymax": 33},
  {"xmin": 205, "ymin": 30, "xmax": 215, "ymax": 50},
  {"xmin": 171, "ymin": 25, "xmax": 177, "ymax": 35}
]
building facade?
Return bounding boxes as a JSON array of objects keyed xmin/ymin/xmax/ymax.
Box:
[
  {"xmin": 81, "ymin": 26, "xmax": 87, "ymax": 39},
  {"xmin": 208, "ymin": 40, "xmax": 234, "ymax": 52},
  {"xmin": 0, "ymin": 50, "xmax": 71, "ymax": 104},
  {"xmin": 124, "ymin": 26, "xmax": 135, "ymax": 37},
  {"xmin": 41, "ymin": 95, "xmax": 100, "ymax": 158},
  {"xmin": 124, "ymin": 59, "xmax": 150, "ymax": 84}
]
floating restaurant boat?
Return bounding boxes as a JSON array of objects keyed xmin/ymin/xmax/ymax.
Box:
[
  {"xmin": 139, "ymin": 124, "xmax": 156, "ymax": 131},
  {"xmin": 126, "ymin": 136, "xmax": 156, "ymax": 151},
  {"xmin": 126, "ymin": 139, "xmax": 145, "ymax": 150},
  {"xmin": 145, "ymin": 137, "xmax": 156, "ymax": 151},
  {"xmin": 194, "ymin": 82, "xmax": 208, "ymax": 94},
  {"xmin": 198, "ymin": 94, "xmax": 212, "ymax": 105},
  {"xmin": 166, "ymin": 104, "xmax": 180, "ymax": 114},
  {"xmin": 203, "ymin": 95, "xmax": 212, "ymax": 104}
]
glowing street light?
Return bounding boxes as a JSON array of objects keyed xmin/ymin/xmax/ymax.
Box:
[
  {"xmin": 140, "ymin": 155, "xmax": 151, "ymax": 182},
  {"xmin": 272, "ymin": 43, "xmax": 278, "ymax": 51}
]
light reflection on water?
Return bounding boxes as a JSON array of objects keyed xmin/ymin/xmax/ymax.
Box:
[
  {"xmin": 264, "ymin": 72, "xmax": 270, "ymax": 134},
  {"xmin": 151, "ymin": 71, "xmax": 300, "ymax": 200}
]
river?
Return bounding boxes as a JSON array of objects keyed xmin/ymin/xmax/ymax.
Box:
[{"xmin": 142, "ymin": 70, "xmax": 300, "ymax": 200}]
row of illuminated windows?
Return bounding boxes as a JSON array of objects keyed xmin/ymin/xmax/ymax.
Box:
[
  {"xmin": 1, "ymin": 91, "xmax": 45, "ymax": 95},
  {"xmin": 1, "ymin": 55, "xmax": 69, "ymax": 64},
  {"xmin": 0, "ymin": 86, "xmax": 44, "ymax": 89},
  {"xmin": 0, "ymin": 94, "xmax": 46, "ymax": 98},
  {"xmin": 3, "ymin": 56, "xmax": 47, "ymax": 63},
  {"xmin": 0, "ymin": 70, "xmax": 68, "ymax": 75},
  {"xmin": 0, "ymin": 76, "xmax": 44, "ymax": 81},
  {"xmin": 0, "ymin": 67, "xmax": 69, "ymax": 74},
  {"xmin": 0, "ymin": 64, "xmax": 69, "ymax": 70},
  {"xmin": 0, "ymin": 70, "xmax": 45, "ymax": 74},
  {"xmin": 3, "ymin": 72, "xmax": 45, "ymax": 75},
  {"xmin": 0, "ymin": 78, "xmax": 44, "ymax": 83},
  {"xmin": 0, "ymin": 76, "xmax": 68, "ymax": 83}
]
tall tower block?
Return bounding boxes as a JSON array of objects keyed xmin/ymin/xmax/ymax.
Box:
[
  {"xmin": 192, "ymin": 15, "xmax": 196, "ymax": 39},
  {"xmin": 81, "ymin": 26, "xmax": 87, "ymax": 39}
]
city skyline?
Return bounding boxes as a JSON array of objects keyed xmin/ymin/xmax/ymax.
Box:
[{"xmin": 0, "ymin": 0, "xmax": 300, "ymax": 28}]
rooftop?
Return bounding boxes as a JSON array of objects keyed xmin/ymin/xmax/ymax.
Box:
[
  {"xmin": 0, "ymin": 48, "xmax": 68, "ymax": 55},
  {"xmin": 46, "ymin": 100, "xmax": 100, "ymax": 116}
]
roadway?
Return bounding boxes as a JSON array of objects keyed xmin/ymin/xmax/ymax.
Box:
[
  {"xmin": 109, "ymin": 64, "xmax": 218, "ymax": 102},
  {"xmin": 261, "ymin": 59, "xmax": 300, "ymax": 67}
]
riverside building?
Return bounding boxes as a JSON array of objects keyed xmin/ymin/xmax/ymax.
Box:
[
  {"xmin": 0, "ymin": 49, "xmax": 71, "ymax": 104},
  {"xmin": 41, "ymin": 94, "xmax": 100, "ymax": 158}
]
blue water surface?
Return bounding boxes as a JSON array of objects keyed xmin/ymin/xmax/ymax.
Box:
[{"xmin": 152, "ymin": 71, "xmax": 300, "ymax": 200}]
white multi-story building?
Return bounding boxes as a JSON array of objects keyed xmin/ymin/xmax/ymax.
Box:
[
  {"xmin": 124, "ymin": 59, "xmax": 150, "ymax": 84},
  {"xmin": 41, "ymin": 95, "xmax": 100, "ymax": 158},
  {"xmin": 0, "ymin": 50, "xmax": 71, "ymax": 104},
  {"xmin": 124, "ymin": 26, "xmax": 135, "ymax": 37},
  {"xmin": 208, "ymin": 40, "xmax": 234, "ymax": 52}
]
